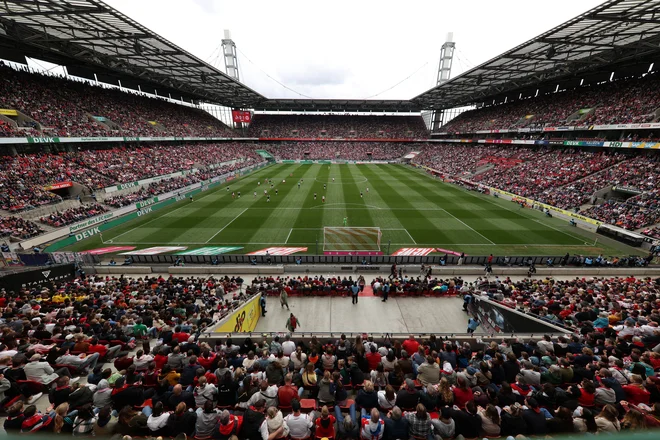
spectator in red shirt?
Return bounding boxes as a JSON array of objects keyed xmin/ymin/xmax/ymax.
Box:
[
  {"xmin": 401, "ymin": 335, "xmax": 420, "ymax": 359},
  {"xmin": 198, "ymin": 350, "xmax": 216, "ymax": 370},
  {"xmin": 277, "ymin": 374, "xmax": 298, "ymax": 409},
  {"xmin": 315, "ymin": 405, "xmax": 336, "ymax": 439},
  {"xmin": 452, "ymin": 374, "xmax": 474, "ymax": 409},
  {"xmin": 172, "ymin": 326, "xmax": 190, "ymax": 344},
  {"xmin": 577, "ymin": 380, "xmax": 596, "ymax": 407},
  {"xmin": 153, "ymin": 346, "xmax": 169, "ymax": 371},
  {"xmin": 623, "ymin": 375, "xmax": 651, "ymax": 406},
  {"xmin": 366, "ymin": 346, "xmax": 382, "ymax": 372},
  {"xmin": 88, "ymin": 337, "xmax": 122, "ymax": 360}
]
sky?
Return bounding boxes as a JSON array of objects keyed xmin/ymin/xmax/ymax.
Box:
[{"xmin": 102, "ymin": 0, "xmax": 606, "ymax": 101}]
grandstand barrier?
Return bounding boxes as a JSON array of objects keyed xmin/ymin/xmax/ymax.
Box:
[
  {"xmin": 23, "ymin": 161, "xmax": 269, "ymax": 251},
  {"xmin": 468, "ymin": 294, "xmax": 571, "ymax": 335},
  {"xmin": 199, "ymin": 331, "xmax": 560, "ymax": 346},
  {"xmin": 426, "ymin": 137, "xmax": 660, "ymax": 150},
  {"xmin": 0, "ymin": 263, "xmax": 76, "ymax": 291},
  {"xmin": 91, "ymin": 266, "xmax": 153, "ymax": 275},
  {"xmin": 102, "ymin": 158, "xmax": 243, "ymax": 193},
  {"xmin": 168, "ymin": 266, "xmax": 284, "ymax": 275},
  {"xmin": 124, "ymin": 253, "xmax": 564, "ymax": 266},
  {"xmin": 205, "ymin": 293, "xmax": 261, "ymax": 333},
  {"xmin": 431, "ymin": 122, "xmax": 660, "ymax": 136},
  {"xmin": 84, "ymin": 264, "xmax": 660, "ymax": 277},
  {"xmin": 0, "ymin": 136, "xmax": 260, "ymax": 146}
]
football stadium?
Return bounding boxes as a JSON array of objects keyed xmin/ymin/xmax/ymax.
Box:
[{"xmin": 1, "ymin": 0, "xmax": 660, "ymax": 438}]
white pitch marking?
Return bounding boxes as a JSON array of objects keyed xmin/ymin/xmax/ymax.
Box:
[{"xmin": 205, "ymin": 208, "xmax": 249, "ymax": 243}]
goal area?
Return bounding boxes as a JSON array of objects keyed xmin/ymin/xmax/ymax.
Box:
[{"xmin": 323, "ymin": 227, "xmax": 382, "ymax": 252}]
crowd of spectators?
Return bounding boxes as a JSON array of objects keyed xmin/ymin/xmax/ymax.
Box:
[
  {"xmin": 582, "ymin": 202, "xmax": 660, "ymax": 231},
  {"xmin": 103, "ymin": 161, "xmax": 252, "ymax": 208},
  {"xmin": 0, "ymin": 143, "xmax": 260, "ymax": 214},
  {"xmin": 1, "ymin": 271, "xmax": 660, "ymax": 438},
  {"xmin": 440, "ymin": 72, "xmax": 660, "ymax": 133},
  {"xmin": 413, "ymin": 144, "xmax": 660, "ymax": 229},
  {"xmin": 267, "ymin": 142, "xmax": 409, "ymax": 161},
  {"xmin": 472, "ymin": 149, "xmax": 622, "ymax": 206},
  {"xmin": 643, "ymin": 227, "xmax": 660, "ymax": 240},
  {"xmin": 0, "ymin": 216, "xmax": 43, "ymax": 240},
  {"xmin": 249, "ymin": 114, "xmax": 428, "ymax": 139},
  {"xmin": 0, "ymin": 153, "xmax": 111, "ymax": 212},
  {"xmin": 0, "ymin": 64, "xmax": 235, "ymax": 138},
  {"xmin": 413, "ymin": 144, "xmax": 536, "ymax": 177},
  {"xmin": 38, "ymin": 204, "xmax": 108, "ymax": 228},
  {"xmin": 70, "ymin": 144, "xmax": 260, "ymax": 184}
]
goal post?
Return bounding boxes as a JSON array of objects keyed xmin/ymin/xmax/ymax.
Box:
[{"xmin": 323, "ymin": 227, "xmax": 382, "ymax": 252}]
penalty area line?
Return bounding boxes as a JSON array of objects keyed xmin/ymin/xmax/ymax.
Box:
[
  {"xmin": 404, "ymin": 229, "xmax": 417, "ymax": 245},
  {"xmin": 205, "ymin": 208, "xmax": 249, "ymax": 244}
]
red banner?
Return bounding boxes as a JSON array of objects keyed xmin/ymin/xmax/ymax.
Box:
[
  {"xmin": 232, "ymin": 110, "xmax": 252, "ymax": 123},
  {"xmin": 44, "ymin": 181, "xmax": 73, "ymax": 191}
]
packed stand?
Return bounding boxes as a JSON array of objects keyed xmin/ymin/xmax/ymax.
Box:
[
  {"xmin": 0, "ymin": 153, "xmax": 113, "ymax": 212},
  {"xmin": 0, "ymin": 64, "xmax": 236, "ymax": 138},
  {"xmin": 267, "ymin": 142, "xmax": 408, "ymax": 161},
  {"xmin": 440, "ymin": 72, "xmax": 660, "ymax": 133},
  {"xmin": 3, "ymin": 270, "xmax": 660, "ymax": 438},
  {"xmin": 582, "ymin": 201, "xmax": 660, "ymax": 231},
  {"xmin": 70, "ymin": 143, "xmax": 261, "ymax": 184},
  {"xmin": 642, "ymin": 227, "xmax": 660, "ymax": 240},
  {"xmin": 104, "ymin": 161, "xmax": 252, "ymax": 208},
  {"xmin": 252, "ymin": 273, "xmax": 462, "ymax": 298},
  {"xmin": 545, "ymin": 155, "xmax": 660, "ymax": 210},
  {"xmin": 0, "ymin": 216, "xmax": 44, "ymax": 240},
  {"xmin": 472, "ymin": 149, "xmax": 622, "ymax": 208},
  {"xmin": 249, "ymin": 114, "xmax": 428, "ymax": 139},
  {"xmin": 413, "ymin": 144, "xmax": 537, "ymax": 177},
  {"xmin": 39, "ymin": 204, "xmax": 108, "ymax": 228}
]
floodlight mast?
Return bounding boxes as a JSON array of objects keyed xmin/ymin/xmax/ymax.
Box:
[
  {"xmin": 431, "ymin": 32, "xmax": 455, "ymax": 131},
  {"xmin": 222, "ymin": 30, "xmax": 245, "ymax": 129},
  {"xmin": 222, "ymin": 30, "xmax": 240, "ymax": 82}
]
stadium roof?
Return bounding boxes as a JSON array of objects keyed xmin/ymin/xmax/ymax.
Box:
[
  {"xmin": 1, "ymin": 0, "xmax": 660, "ymax": 113},
  {"xmin": 253, "ymin": 99, "xmax": 421, "ymax": 113},
  {"xmin": 413, "ymin": 0, "xmax": 660, "ymax": 110},
  {"xmin": 0, "ymin": 0, "xmax": 419, "ymax": 112},
  {"xmin": 0, "ymin": 0, "xmax": 267, "ymax": 108}
]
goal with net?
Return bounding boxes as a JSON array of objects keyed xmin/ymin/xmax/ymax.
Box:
[{"xmin": 323, "ymin": 227, "xmax": 382, "ymax": 252}]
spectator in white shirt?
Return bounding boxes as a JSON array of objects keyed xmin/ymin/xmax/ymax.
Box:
[{"xmin": 284, "ymin": 399, "xmax": 314, "ymax": 440}]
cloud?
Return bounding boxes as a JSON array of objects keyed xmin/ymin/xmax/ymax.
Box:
[
  {"xmin": 278, "ymin": 65, "xmax": 350, "ymax": 87},
  {"xmin": 189, "ymin": 0, "xmax": 216, "ymax": 14}
]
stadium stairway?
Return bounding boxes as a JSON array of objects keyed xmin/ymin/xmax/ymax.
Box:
[{"xmin": 360, "ymin": 285, "xmax": 374, "ymax": 296}]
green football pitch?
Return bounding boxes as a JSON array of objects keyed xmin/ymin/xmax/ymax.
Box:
[{"xmin": 62, "ymin": 163, "xmax": 639, "ymax": 256}]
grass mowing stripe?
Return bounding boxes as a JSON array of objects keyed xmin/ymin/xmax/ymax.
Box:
[
  {"xmin": 123, "ymin": 164, "xmax": 290, "ymax": 244},
  {"xmin": 361, "ymin": 164, "xmax": 471, "ymax": 246},
  {"xmin": 383, "ymin": 164, "xmax": 515, "ymax": 245},
  {"xmin": 399, "ymin": 164, "xmax": 591, "ymax": 245},
  {"xmin": 289, "ymin": 165, "xmax": 330, "ymax": 250},
  {"xmin": 205, "ymin": 207, "xmax": 249, "ymax": 243},
  {"xmin": 337, "ymin": 165, "xmax": 376, "ymax": 250},
  {"xmin": 209, "ymin": 164, "xmax": 302, "ymax": 245},
  {"xmin": 360, "ymin": 165, "xmax": 440, "ymax": 244},
  {"xmin": 101, "ymin": 164, "xmax": 280, "ymax": 244}
]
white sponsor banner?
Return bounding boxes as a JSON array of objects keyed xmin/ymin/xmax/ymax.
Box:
[
  {"xmin": 120, "ymin": 246, "xmax": 187, "ymax": 255},
  {"xmin": 104, "ymin": 170, "xmax": 194, "ymax": 193},
  {"xmin": 0, "ymin": 138, "xmax": 28, "ymax": 144},
  {"xmin": 247, "ymin": 247, "xmax": 308, "ymax": 256}
]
